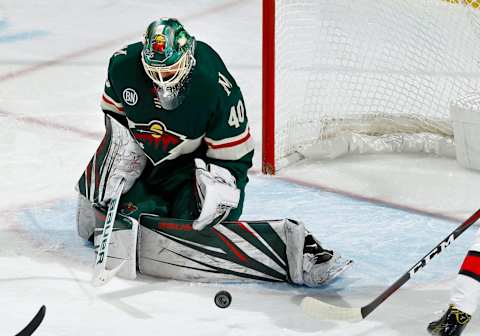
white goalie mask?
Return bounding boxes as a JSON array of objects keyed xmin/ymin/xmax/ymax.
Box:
[{"xmin": 141, "ymin": 18, "xmax": 196, "ymax": 110}]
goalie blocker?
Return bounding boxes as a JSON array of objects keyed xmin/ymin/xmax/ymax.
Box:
[{"xmin": 77, "ymin": 197, "xmax": 351, "ymax": 286}]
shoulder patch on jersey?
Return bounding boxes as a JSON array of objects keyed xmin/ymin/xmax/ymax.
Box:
[
  {"xmin": 218, "ymin": 72, "xmax": 233, "ymax": 96},
  {"xmin": 123, "ymin": 88, "xmax": 138, "ymax": 106}
]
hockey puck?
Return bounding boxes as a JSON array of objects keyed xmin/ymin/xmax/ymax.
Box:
[{"xmin": 214, "ymin": 290, "xmax": 232, "ymax": 308}]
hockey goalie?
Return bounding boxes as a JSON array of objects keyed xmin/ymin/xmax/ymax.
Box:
[{"xmin": 76, "ymin": 18, "xmax": 351, "ymax": 286}]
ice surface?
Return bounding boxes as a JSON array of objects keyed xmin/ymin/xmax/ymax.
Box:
[
  {"xmin": 1, "ymin": 0, "xmax": 479, "ymax": 335},
  {"xmin": 3, "ymin": 177, "xmax": 479, "ymax": 335}
]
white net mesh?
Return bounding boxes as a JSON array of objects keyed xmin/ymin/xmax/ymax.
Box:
[{"xmin": 274, "ymin": 0, "xmax": 480, "ymax": 169}]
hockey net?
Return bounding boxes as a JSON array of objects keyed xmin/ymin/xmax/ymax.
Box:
[{"xmin": 262, "ymin": 0, "xmax": 480, "ymax": 174}]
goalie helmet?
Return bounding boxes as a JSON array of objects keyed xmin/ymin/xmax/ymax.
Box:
[{"xmin": 141, "ymin": 18, "xmax": 196, "ymax": 110}]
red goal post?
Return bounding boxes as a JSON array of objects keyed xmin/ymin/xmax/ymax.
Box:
[{"xmin": 262, "ymin": 0, "xmax": 276, "ymax": 174}]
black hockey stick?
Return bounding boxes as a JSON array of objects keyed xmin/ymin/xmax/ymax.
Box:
[
  {"xmin": 15, "ymin": 305, "xmax": 46, "ymax": 336},
  {"xmin": 301, "ymin": 209, "xmax": 480, "ymax": 321}
]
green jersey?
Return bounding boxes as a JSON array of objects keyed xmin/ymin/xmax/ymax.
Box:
[{"xmin": 97, "ymin": 40, "xmax": 254, "ymax": 219}]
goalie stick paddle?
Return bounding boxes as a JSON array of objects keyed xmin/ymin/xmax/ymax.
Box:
[
  {"xmin": 15, "ymin": 305, "xmax": 46, "ymax": 336},
  {"xmin": 301, "ymin": 208, "xmax": 480, "ymax": 322},
  {"xmin": 92, "ymin": 178, "xmax": 127, "ymax": 287}
]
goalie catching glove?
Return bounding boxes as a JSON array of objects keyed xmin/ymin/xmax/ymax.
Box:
[{"xmin": 193, "ymin": 158, "xmax": 240, "ymax": 230}]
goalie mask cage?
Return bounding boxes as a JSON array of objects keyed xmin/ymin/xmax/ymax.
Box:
[{"xmin": 262, "ymin": 0, "xmax": 480, "ymax": 174}]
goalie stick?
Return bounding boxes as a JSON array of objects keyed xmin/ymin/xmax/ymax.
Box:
[
  {"xmin": 15, "ymin": 305, "xmax": 46, "ymax": 336},
  {"xmin": 301, "ymin": 208, "xmax": 480, "ymax": 321},
  {"xmin": 92, "ymin": 178, "xmax": 127, "ymax": 287}
]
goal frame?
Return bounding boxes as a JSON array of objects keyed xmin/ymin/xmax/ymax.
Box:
[
  {"xmin": 262, "ymin": 0, "xmax": 276, "ymax": 175},
  {"xmin": 261, "ymin": 0, "xmax": 478, "ymax": 175}
]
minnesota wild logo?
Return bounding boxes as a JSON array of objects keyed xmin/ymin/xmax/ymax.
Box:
[
  {"xmin": 130, "ymin": 120, "xmax": 186, "ymax": 165},
  {"xmin": 152, "ymin": 34, "xmax": 166, "ymax": 53},
  {"xmin": 120, "ymin": 202, "xmax": 138, "ymax": 216}
]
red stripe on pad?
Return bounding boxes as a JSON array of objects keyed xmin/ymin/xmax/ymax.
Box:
[
  {"xmin": 212, "ymin": 228, "xmax": 247, "ymax": 262},
  {"xmin": 235, "ymin": 221, "xmax": 256, "ymax": 237}
]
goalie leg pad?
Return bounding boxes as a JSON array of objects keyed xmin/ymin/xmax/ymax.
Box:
[
  {"xmin": 135, "ymin": 215, "xmax": 351, "ymax": 285},
  {"xmin": 285, "ymin": 219, "xmax": 306, "ymax": 285},
  {"xmin": 77, "ymin": 195, "xmax": 96, "ymax": 241},
  {"xmin": 284, "ymin": 219, "xmax": 353, "ymax": 287},
  {"xmin": 92, "ymin": 206, "xmax": 138, "ymax": 280},
  {"xmin": 137, "ymin": 215, "xmax": 291, "ymax": 283}
]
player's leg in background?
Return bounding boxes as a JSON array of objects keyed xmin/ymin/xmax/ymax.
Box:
[{"xmin": 428, "ymin": 228, "xmax": 480, "ymax": 336}]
